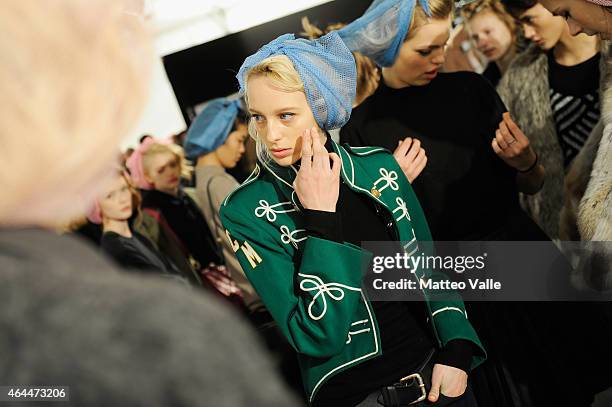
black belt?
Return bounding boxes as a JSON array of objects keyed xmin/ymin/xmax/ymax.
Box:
[{"xmin": 378, "ymin": 349, "xmax": 435, "ymax": 406}]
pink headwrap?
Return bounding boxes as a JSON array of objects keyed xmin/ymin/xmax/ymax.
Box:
[
  {"xmin": 87, "ymin": 200, "xmax": 103, "ymax": 224},
  {"xmin": 125, "ymin": 137, "xmax": 173, "ymax": 190},
  {"xmin": 585, "ymin": 0, "xmax": 612, "ymax": 6},
  {"xmin": 86, "ymin": 170, "xmax": 133, "ymax": 225}
]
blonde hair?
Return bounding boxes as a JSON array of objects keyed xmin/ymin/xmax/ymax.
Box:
[
  {"xmin": 243, "ymin": 55, "xmax": 308, "ymax": 166},
  {"xmin": 0, "ymin": 0, "xmax": 152, "ymax": 226},
  {"xmin": 407, "ymin": 0, "xmax": 455, "ymax": 39},
  {"xmin": 461, "ymin": 0, "xmax": 518, "ymax": 43},
  {"xmin": 142, "ymin": 143, "xmax": 193, "ymax": 182},
  {"xmin": 301, "ymin": 17, "xmax": 380, "ymax": 107}
]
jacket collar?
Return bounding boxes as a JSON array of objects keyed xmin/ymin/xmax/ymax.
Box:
[
  {"xmin": 260, "ymin": 138, "xmax": 398, "ymax": 214},
  {"xmin": 260, "ymin": 139, "xmax": 426, "ymax": 249}
]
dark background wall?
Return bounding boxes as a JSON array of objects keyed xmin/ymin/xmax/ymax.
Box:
[{"xmin": 163, "ymin": 0, "xmax": 371, "ymax": 125}]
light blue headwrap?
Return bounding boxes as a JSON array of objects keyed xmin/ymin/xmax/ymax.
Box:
[
  {"xmin": 237, "ymin": 31, "xmax": 357, "ymax": 131},
  {"xmin": 183, "ymin": 97, "xmax": 242, "ymax": 160},
  {"xmin": 337, "ymin": 0, "xmax": 432, "ymax": 67}
]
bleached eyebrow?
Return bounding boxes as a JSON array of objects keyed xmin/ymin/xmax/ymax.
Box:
[{"xmin": 249, "ymin": 107, "xmax": 300, "ymax": 115}]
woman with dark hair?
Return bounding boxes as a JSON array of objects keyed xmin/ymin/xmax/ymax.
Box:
[
  {"xmin": 184, "ymin": 98, "xmax": 263, "ymax": 312},
  {"xmin": 535, "ymin": 0, "xmax": 612, "ymax": 245},
  {"xmin": 497, "ymin": 0, "xmax": 603, "ymax": 240},
  {"xmin": 539, "ymin": 0, "xmax": 612, "ymax": 39}
]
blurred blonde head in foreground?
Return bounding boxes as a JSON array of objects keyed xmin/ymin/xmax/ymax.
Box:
[{"xmin": 0, "ymin": 0, "xmax": 152, "ymax": 227}]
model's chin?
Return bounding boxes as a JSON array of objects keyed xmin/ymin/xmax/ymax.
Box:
[
  {"xmin": 225, "ymin": 160, "xmax": 238, "ymax": 169},
  {"xmin": 488, "ymin": 51, "xmax": 503, "ymax": 61},
  {"xmin": 413, "ymin": 77, "xmax": 435, "ymax": 86},
  {"xmin": 537, "ymin": 39, "xmax": 551, "ymax": 50},
  {"xmin": 271, "ymin": 155, "xmax": 298, "ymax": 167},
  {"xmin": 115, "ymin": 213, "xmax": 132, "ymax": 222}
]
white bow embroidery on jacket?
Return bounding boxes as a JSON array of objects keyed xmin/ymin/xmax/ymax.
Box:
[
  {"xmin": 254, "ymin": 200, "xmax": 297, "ymax": 222},
  {"xmin": 298, "ymin": 273, "xmax": 361, "ymax": 320},
  {"xmin": 372, "ymin": 168, "xmax": 399, "ymax": 193},
  {"xmin": 280, "ymin": 225, "xmax": 307, "ymax": 248},
  {"xmin": 392, "ymin": 197, "xmax": 411, "ymax": 222}
]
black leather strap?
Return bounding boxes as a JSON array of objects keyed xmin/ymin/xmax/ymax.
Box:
[
  {"xmin": 381, "ymin": 383, "xmax": 424, "ymax": 406},
  {"xmin": 377, "ymin": 349, "xmax": 436, "ymax": 407}
]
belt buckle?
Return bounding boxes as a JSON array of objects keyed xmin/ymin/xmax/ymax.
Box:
[{"xmin": 399, "ymin": 373, "xmax": 427, "ymax": 405}]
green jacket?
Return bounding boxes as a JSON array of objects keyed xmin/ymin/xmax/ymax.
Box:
[{"xmin": 220, "ymin": 140, "xmax": 486, "ymax": 404}]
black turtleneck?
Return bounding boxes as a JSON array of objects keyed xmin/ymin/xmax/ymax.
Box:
[{"xmin": 140, "ymin": 189, "xmax": 222, "ymax": 267}]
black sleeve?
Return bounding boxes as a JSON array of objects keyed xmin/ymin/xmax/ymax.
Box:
[
  {"xmin": 473, "ymin": 74, "xmax": 507, "ymax": 144},
  {"xmin": 303, "ymin": 209, "xmax": 343, "ymax": 244},
  {"xmin": 482, "ymin": 63, "xmax": 502, "ymax": 89},
  {"xmin": 470, "ymin": 74, "xmax": 518, "ymax": 180},
  {"xmin": 134, "ymin": 232, "xmax": 184, "ymax": 276},
  {"xmin": 101, "ymin": 234, "xmax": 163, "ymax": 272},
  {"xmin": 184, "ymin": 195, "xmax": 223, "ymax": 265},
  {"xmin": 434, "ymin": 339, "xmax": 474, "ymax": 373}
]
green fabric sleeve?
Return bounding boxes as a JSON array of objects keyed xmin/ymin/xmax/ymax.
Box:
[{"xmin": 220, "ymin": 204, "xmax": 369, "ymax": 358}]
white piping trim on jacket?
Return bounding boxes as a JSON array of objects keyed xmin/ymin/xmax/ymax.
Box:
[
  {"xmin": 309, "ymin": 292, "xmax": 380, "ymax": 403},
  {"xmin": 345, "ymin": 320, "xmax": 371, "ymax": 344},
  {"xmin": 431, "ymin": 307, "xmax": 467, "ymax": 319},
  {"xmin": 222, "ymin": 165, "xmax": 260, "ymax": 207},
  {"xmin": 337, "ymin": 145, "xmax": 387, "ymax": 208},
  {"xmin": 346, "ymin": 328, "xmax": 371, "ymax": 344},
  {"xmin": 347, "ymin": 146, "xmax": 386, "ymax": 150},
  {"xmin": 291, "ymin": 190, "xmax": 301, "ymax": 212},
  {"xmin": 335, "ymin": 142, "xmax": 355, "ymax": 184},
  {"xmin": 261, "ymin": 159, "xmax": 294, "ymax": 190},
  {"xmin": 346, "ymin": 146, "xmax": 388, "ymax": 156}
]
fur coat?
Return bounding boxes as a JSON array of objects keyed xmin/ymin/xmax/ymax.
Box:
[
  {"xmin": 573, "ymin": 42, "xmax": 612, "ymax": 242},
  {"xmin": 497, "ymin": 44, "xmax": 610, "ymax": 241}
]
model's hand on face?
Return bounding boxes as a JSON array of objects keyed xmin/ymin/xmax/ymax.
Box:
[
  {"xmin": 293, "ymin": 127, "xmax": 341, "ymax": 212},
  {"xmin": 393, "ymin": 137, "xmax": 427, "ymax": 184},
  {"xmin": 492, "ymin": 112, "xmax": 537, "ymax": 172}
]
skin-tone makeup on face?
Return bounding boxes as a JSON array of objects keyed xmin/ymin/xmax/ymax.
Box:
[
  {"xmin": 516, "ymin": 4, "xmax": 599, "ymax": 65},
  {"xmin": 246, "ymin": 73, "xmax": 428, "ymax": 212},
  {"xmin": 540, "ymin": 0, "xmax": 612, "ymax": 40},
  {"xmin": 468, "ymin": 10, "xmax": 516, "ymax": 72},
  {"xmin": 247, "ymin": 74, "xmax": 323, "ymax": 167},
  {"xmin": 247, "ymin": 74, "xmax": 341, "ymax": 211},
  {"xmin": 383, "ymin": 14, "xmax": 547, "ymax": 199},
  {"xmin": 382, "ymin": 16, "xmax": 452, "ymax": 89},
  {"xmin": 516, "ymin": 4, "xmax": 569, "ymax": 49},
  {"xmin": 197, "ymin": 123, "xmax": 248, "ymax": 169},
  {"xmin": 99, "ymin": 174, "xmax": 133, "ymax": 238},
  {"xmin": 144, "ymin": 152, "xmax": 181, "ymax": 196}
]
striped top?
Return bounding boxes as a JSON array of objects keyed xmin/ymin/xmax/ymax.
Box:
[{"xmin": 548, "ymin": 52, "xmax": 600, "ymax": 168}]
